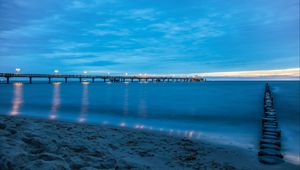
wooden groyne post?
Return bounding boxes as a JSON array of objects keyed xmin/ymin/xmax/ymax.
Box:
[{"xmin": 258, "ymin": 83, "xmax": 283, "ymax": 164}]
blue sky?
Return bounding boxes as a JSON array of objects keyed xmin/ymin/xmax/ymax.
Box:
[{"xmin": 0, "ymin": 0, "xmax": 299, "ymax": 76}]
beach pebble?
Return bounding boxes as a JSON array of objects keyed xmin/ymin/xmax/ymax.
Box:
[
  {"xmin": 22, "ymin": 136, "xmax": 45, "ymax": 149},
  {"xmin": 0, "ymin": 121, "xmax": 6, "ymax": 129},
  {"xmin": 69, "ymin": 156, "xmax": 84, "ymax": 169},
  {"xmin": 7, "ymin": 128, "xmax": 17, "ymax": 135},
  {"xmin": 39, "ymin": 152, "xmax": 65, "ymax": 161},
  {"xmin": 0, "ymin": 129, "xmax": 11, "ymax": 136},
  {"xmin": 0, "ymin": 147, "xmax": 29, "ymax": 168},
  {"xmin": 23, "ymin": 159, "xmax": 70, "ymax": 170},
  {"xmin": 80, "ymin": 167, "xmax": 100, "ymax": 170}
]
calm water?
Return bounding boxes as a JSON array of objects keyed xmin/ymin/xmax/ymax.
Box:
[{"xmin": 0, "ymin": 81, "xmax": 299, "ymax": 164}]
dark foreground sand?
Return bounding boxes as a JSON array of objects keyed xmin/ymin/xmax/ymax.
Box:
[{"xmin": 0, "ymin": 115, "xmax": 299, "ymax": 170}]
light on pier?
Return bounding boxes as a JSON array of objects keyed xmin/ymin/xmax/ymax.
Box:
[
  {"xmin": 54, "ymin": 69, "xmax": 59, "ymax": 74},
  {"xmin": 15, "ymin": 68, "xmax": 21, "ymax": 73}
]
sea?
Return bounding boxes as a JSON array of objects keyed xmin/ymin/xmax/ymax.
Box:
[{"xmin": 0, "ymin": 80, "xmax": 299, "ymax": 164}]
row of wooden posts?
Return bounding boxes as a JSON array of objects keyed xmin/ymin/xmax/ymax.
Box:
[{"xmin": 258, "ymin": 83, "xmax": 283, "ymax": 164}]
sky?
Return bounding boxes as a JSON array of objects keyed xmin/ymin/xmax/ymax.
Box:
[{"xmin": 0, "ymin": 0, "xmax": 299, "ymax": 79}]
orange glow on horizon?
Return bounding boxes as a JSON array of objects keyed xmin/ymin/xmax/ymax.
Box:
[{"xmin": 196, "ymin": 68, "xmax": 300, "ymax": 78}]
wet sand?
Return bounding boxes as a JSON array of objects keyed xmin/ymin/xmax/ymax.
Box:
[{"xmin": 0, "ymin": 115, "xmax": 298, "ymax": 170}]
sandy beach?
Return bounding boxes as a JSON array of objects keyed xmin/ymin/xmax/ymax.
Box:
[{"xmin": 0, "ymin": 115, "xmax": 298, "ymax": 170}]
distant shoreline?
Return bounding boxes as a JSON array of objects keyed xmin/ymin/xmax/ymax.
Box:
[{"xmin": 0, "ymin": 115, "xmax": 298, "ymax": 169}]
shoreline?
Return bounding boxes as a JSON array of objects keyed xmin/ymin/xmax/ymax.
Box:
[{"xmin": 0, "ymin": 115, "xmax": 299, "ymax": 170}]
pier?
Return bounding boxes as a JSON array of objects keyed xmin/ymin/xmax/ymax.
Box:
[
  {"xmin": 0, "ymin": 73, "xmax": 204, "ymax": 84},
  {"xmin": 258, "ymin": 83, "xmax": 283, "ymax": 164}
]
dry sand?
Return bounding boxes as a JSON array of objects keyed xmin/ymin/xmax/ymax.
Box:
[{"xmin": 0, "ymin": 115, "xmax": 299, "ymax": 170}]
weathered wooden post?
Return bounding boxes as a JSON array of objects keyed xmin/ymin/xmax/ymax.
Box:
[
  {"xmin": 92, "ymin": 77, "xmax": 95, "ymax": 83},
  {"xmin": 48, "ymin": 77, "xmax": 51, "ymax": 84},
  {"xmin": 29, "ymin": 77, "xmax": 32, "ymax": 84}
]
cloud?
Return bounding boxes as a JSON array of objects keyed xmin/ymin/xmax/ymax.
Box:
[
  {"xmin": 116, "ymin": 8, "xmax": 160, "ymax": 21},
  {"xmin": 149, "ymin": 19, "xmax": 223, "ymax": 42},
  {"xmin": 68, "ymin": 0, "xmax": 117, "ymax": 9},
  {"xmin": 44, "ymin": 51, "xmax": 151, "ymax": 64},
  {"xmin": 95, "ymin": 19, "xmax": 117, "ymax": 27},
  {"xmin": 89, "ymin": 29, "xmax": 130, "ymax": 36},
  {"xmin": 0, "ymin": 15, "xmax": 61, "ymax": 39},
  {"xmin": 63, "ymin": 58, "xmax": 119, "ymax": 66},
  {"xmin": 52, "ymin": 41, "xmax": 90, "ymax": 51}
]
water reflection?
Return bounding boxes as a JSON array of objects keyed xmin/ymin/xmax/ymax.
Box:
[
  {"xmin": 138, "ymin": 96, "xmax": 147, "ymax": 117},
  {"xmin": 9, "ymin": 83, "xmax": 23, "ymax": 116},
  {"xmin": 49, "ymin": 83, "xmax": 61, "ymax": 120},
  {"xmin": 130, "ymin": 122, "xmax": 200, "ymax": 140},
  {"xmin": 123, "ymin": 87, "xmax": 129, "ymax": 115},
  {"xmin": 119, "ymin": 122, "xmax": 126, "ymax": 127},
  {"xmin": 78, "ymin": 84, "xmax": 89, "ymax": 123}
]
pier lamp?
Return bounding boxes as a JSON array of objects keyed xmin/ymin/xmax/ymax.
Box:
[
  {"xmin": 125, "ymin": 73, "xmax": 128, "ymax": 76},
  {"xmin": 83, "ymin": 70, "xmax": 87, "ymax": 74},
  {"xmin": 107, "ymin": 72, "xmax": 110, "ymax": 75},
  {"xmin": 54, "ymin": 69, "xmax": 59, "ymax": 74},
  {"xmin": 15, "ymin": 68, "xmax": 21, "ymax": 74}
]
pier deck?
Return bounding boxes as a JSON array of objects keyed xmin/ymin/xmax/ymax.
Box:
[{"xmin": 0, "ymin": 73, "xmax": 204, "ymax": 84}]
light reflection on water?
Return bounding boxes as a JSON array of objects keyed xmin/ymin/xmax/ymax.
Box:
[
  {"xmin": 49, "ymin": 83, "xmax": 60, "ymax": 120},
  {"xmin": 9, "ymin": 83, "xmax": 23, "ymax": 116},
  {"xmin": 78, "ymin": 84, "xmax": 89, "ymax": 123},
  {"xmin": 123, "ymin": 87, "xmax": 128, "ymax": 115}
]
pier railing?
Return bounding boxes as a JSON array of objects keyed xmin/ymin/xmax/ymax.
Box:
[{"xmin": 0, "ymin": 73, "xmax": 204, "ymax": 84}]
